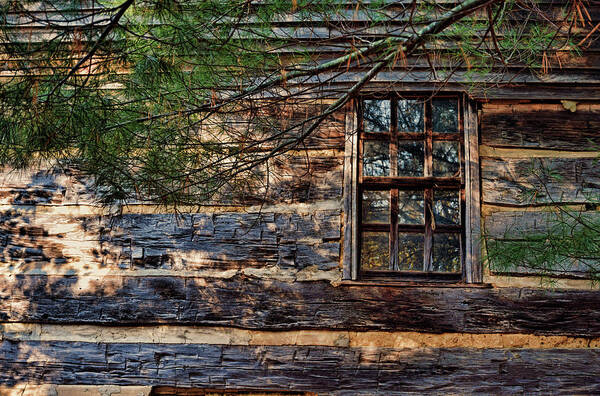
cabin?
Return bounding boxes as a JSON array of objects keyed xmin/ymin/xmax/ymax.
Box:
[{"xmin": 1, "ymin": 1, "xmax": 600, "ymax": 395}]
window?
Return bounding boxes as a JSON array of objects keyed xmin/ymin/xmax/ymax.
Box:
[{"xmin": 342, "ymin": 94, "xmax": 481, "ymax": 283}]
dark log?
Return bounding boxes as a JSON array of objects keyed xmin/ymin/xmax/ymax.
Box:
[
  {"xmin": 2, "ymin": 274, "xmax": 600, "ymax": 336},
  {"xmin": 481, "ymin": 157, "xmax": 600, "ymax": 206},
  {"xmin": 1, "ymin": 340, "xmax": 600, "ymax": 394},
  {"xmin": 481, "ymin": 107, "xmax": 600, "ymax": 150}
]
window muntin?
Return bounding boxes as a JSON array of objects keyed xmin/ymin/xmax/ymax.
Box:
[{"xmin": 358, "ymin": 96, "xmax": 464, "ymax": 278}]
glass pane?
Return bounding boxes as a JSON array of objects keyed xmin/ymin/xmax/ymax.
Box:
[
  {"xmin": 433, "ymin": 233, "xmax": 461, "ymax": 272},
  {"xmin": 397, "ymin": 141, "xmax": 424, "ymax": 176},
  {"xmin": 397, "ymin": 99, "xmax": 424, "ymax": 132},
  {"xmin": 363, "ymin": 141, "xmax": 390, "ymax": 176},
  {"xmin": 398, "ymin": 190, "xmax": 424, "ymax": 225},
  {"xmin": 434, "ymin": 190, "xmax": 460, "ymax": 225},
  {"xmin": 361, "ymin": 232, "xmax": 389, "ymax": 270},
  {"xmin": 362, "ymin": 191, "xmax": 389, "ymax": 223},
  {"xmin": 432, "ymin": 98, "xmax": 458, "ymax": 133},
  {"xmin": 363, "ymin": 100, "xmax": 391, "ymax": 132},
  {"xmin": 433, "ymin": 141, "xmax": 459, "ymax": 177},
  {"xmin": 397, "ymin": 233, "xmax": 424, "ymax": 271}
]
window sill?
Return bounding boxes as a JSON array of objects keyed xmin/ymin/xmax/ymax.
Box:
[{"xmin": 338, "ymin": 280, "xmax": 492, "ymax": 288}]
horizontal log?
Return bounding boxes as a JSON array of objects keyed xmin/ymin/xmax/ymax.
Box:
[
  {"xmin": 1, "ymin": 340, "xmax": 599, "ymax": 394},
  {"xmin": 481, "ymin": 104, "xmax": 600, "ymax": 150},
  {"xmin": 267, "ymin": 153, "xmax": 343, "ymax": 204},
  {"xmin": 299, "ymin": 82, "xmax": 600, "ymax": 101},
  {"xmin": 0, "ymin": 150, "xmax": 344, "ymax": 206},
  {"xmin": 481, "ymin": 157, "xmax": 600, "ymax": 206},
  {"xmin": 2, "ymin": 275, "xmax": 600, "ymax": 336},
  {"xmin": 7, "ymin": 2, "xmax": 599, "ymax": 24},
  {"xmin": 484, "ymin": 210, "xmax": 600, "ymax": 239},
  {"xmin": 0, "ymin": 167, "xmax": 96, "ymax": 205},
  {"xmin": 483, "ymin": 210, "xmax": 600, "ymax": 277},
  {"xmin": 0, "ymin": 209, "xmax": 341, "ymax": 272},
  {"xmin": 300, "ymin": 69, "xmax": 600, "ymax": 87}
]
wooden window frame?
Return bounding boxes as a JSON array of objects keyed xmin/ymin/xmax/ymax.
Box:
[{"xmin": 342, "ymin": 93, "xmax": 482, "ymax": 283}]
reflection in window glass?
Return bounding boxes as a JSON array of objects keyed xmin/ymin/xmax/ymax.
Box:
[
  {"xmin": 397, "ymin": 233, "xmax": 424, "ymax": 271},
  {"xmin": 363, "ymin": 141, "xmax": 390, "ymax": 176},
  {"xmin": 432, "ymin": 98, "xmax": 458, "ymax": 133},
  {"xmin": 433, "ymin": 141, "xmax": 459, "ymax": 177},
  {"xmin": 397, "ymin": 99, "xmax": 424, "ymax": 132},
  {"xmin": 362, "ymin": 191, "xmax": 389, "ymax": 223},
  {"xmin": 398, "ymin": 190, "xmax": 424, "ymax": 224},
  {"xmin": 434, "ymin": 190, "xmax": 460, "ymax": 225},
  {"xmin": 398, "ymin": 141, "xmax": 424, "ymax": 176},
  {"xmin": 363, "ymin": 100, "xmax": 391, "ymax": 132},
  {"xmin": 359, "ymin": 96, "xmax": 464, "ymax": 278},
  {"xmin": 433, "ymin": 233, "xmax": 461, "ymax": 272},
  {"xmin": 361, "ymin": 232, "xmax": 390, "ymax": 270}
]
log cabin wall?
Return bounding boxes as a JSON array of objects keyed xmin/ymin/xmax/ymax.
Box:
[
  {"xmin": 2, "ymin": 1, "xmax": 600, "ymax": 395},
  {"xmin": 2, "ymin": 99, "xmax": 600, "ymax": 395}
]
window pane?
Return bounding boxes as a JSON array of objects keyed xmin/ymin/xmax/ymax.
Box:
[
  {"xmin": 433, "ymin": 141, "xmax": 459, "ymax": 177},
  {"xmin": 432, "ymin": 98, "xmax": 458, "ymax": 133},
  {"xmin": 363, "ymin": 100, "xmax": 391, "ymax": 132},
  {"xmin": 397, "ymin": 141, "xmax": 424, "ymax": 176},
  {"xmin": 363, "ymin": 141, "xmax": 390, "ymax": 176},
  {"xmin": 398, "ymin": 190, "xmax": 424, "ymax": 224},
  {"xmin": 397, "ymin": 99, "xmax": 424, "ymax": 132},
  {"xmin": 361, "ymin": 232, "xmax": 389, "ymax": 270},
  {"xmin": 397, "ymin": 233, "xmax": 424, "ymax": 271},
  {"xmin": 362, "ymin": 191, "xmax": 389, "ymax": 223},
  {"xmin": 434, "ymin": 190, "xmax": 460, "ymax": 225},
  {"xmin": 433, "ymin": 233, "xmax": 461, "ymax": 272}
]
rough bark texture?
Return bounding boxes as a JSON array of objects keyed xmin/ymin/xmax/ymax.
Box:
[
  {"xmin": 484, "ymin": 210, "xmax": 600, "ymax": 239},
  {"xmin": 1, "ymin": 340, "xmax": 599, "ymax": 395},
  {"xmin": 0, "ymin": 209, "xmax": 341, "ymax": 272},
  {"xmin": 481, "ymin": 103, "xmax": 600, "ymax": 150},
  {"xmin": 481, "ymin": 157, "xmax": 600, "ymax": 206},
  {"xmin": 2, "ymin": 274, "xmax": 600, "ymax": 336},
  {"xmin": 0, "ymin": 154, "xmax": 343, "ymax": 207}
]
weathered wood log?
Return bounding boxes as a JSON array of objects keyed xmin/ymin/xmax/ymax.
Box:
[
  {"xmin": 483, "ymin": 210, "xmax": 600, "ymax": 277},
  {"xmin": 0, "ymin": 167, "xmax": 97, "ymax": 205},
  {"xmin": 484, "ymin": 210, "xmax": 600, "ymax": 239},
  {"xmin": 481, "ymin": 157, "xmax": 600, "ymax": 206},
  {"xmin": 0, "ymin": 210, "xmax": 341, "ymax": 272},
  {"xmin": 1, "ymin": 340, "xmax": 599, "ymax": 394},
  {"xmin": 2, "ymin": 275, "xmax": 600, "ymax": 336},
  {"xmin": 481, "ymin": 105, "xmax": 600, "ymax": 150},
  {"xmin": 260, "ymin": 103, "xmax": 346, "ymax": 150},
  {"xmin": 0, "ymin": 153, "xmax": 343, "ymax": 206},
  {"xmin": 268, "ymin": 154, "xmax": 343, "ymax": 204}
]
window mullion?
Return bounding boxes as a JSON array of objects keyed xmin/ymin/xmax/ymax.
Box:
[
  {"xmin": 390, "ymin": 188, "xmax": 399, "ymax": 271},
  {"xmin": 424, "ymin": 100, "xmax": 433, "ymax": 178},
  {"xmin": 424, "ymin": 188, "xmax": 433, "ymax": 272},
  {"xmin": 390, "ymin": 98, "xmax": 398, "ymax": 178},
  {"xmin": 389, "ymin": 99, "xmax": 399, "ymax": 271},
  {"xmin": 424, "ymin": 100, "xmax": 434, "ymax": 272}
]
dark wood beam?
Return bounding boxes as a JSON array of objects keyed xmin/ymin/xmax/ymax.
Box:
[
  {"xmin": 1, "ymin": 340, "xmax": 600, "ymax": 394},
  {"xmin": 2, "ymin": 274, "xmax": 600, "ymax": 336}
]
